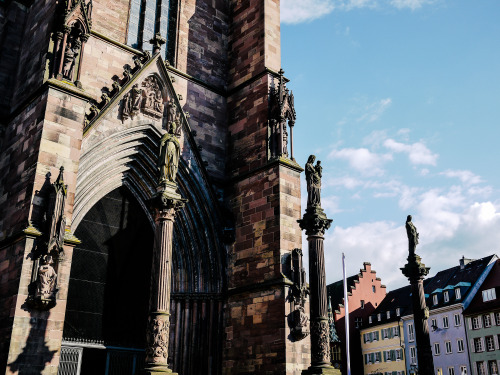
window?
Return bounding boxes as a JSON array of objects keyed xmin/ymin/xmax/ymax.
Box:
[
  {"xmin": 373, "ymin": 285, "xmax": 376, "ymax": 293},
  {"xmin": 434, "ymin": 343, "xmax": 441, "ymax": 355},
  {"xmin": 377, "ymin": 313, "xmax": 381, "ymax": 322},
  {"xmin": 409, "ymin": 346, "xmax": 416, "ymax": 364},
  {"xmin": 454, "ymin": 313, "xmax": 461, "ymax": 326},
  {"xmin": 374, "ymin": 331, "xmax": 379, "ymax": 341},
  {"xmin": 375, "ymin": 352, "xmax": 381, "ymax": 363},
  {"xmin": 485, "ymin": 336, "xmax": 495, "ymax": 351},
  {"xmin": 460, "ymin": 365, "xmax": 467, "ymax": 375},
  {"xmin": 444, "ymin": 291, "xmax": 449, "ymax": 303},
  {"xmin": 396, "ymin": 307, "xmax": 400, "ymax": 316},
  {"xmin": 472, "ymin": 316, "xmax": 482, "ymax": 329},
  {"xmin": 387, "ymin": 311, "xmax": 391, "ymax": 319},
  {"xmin": 457, "ymin": 338, "xmax": 464, "ymax": 352},
  {"xmin": 483, "ymin": 288, "xmax": 497, "ymax": 302},
  {"xmin": 437, "ymin": 368, "xmax": 443, "ymax": 375},
  {"xmin": 443, "ymin": 316, "xmax": 449, "ymax": 328},
  {"xmin": 382, "ymin": 328, "xmax": 388, "ymax": 339},
  {"xmin": 369, "ymin": 316, "xmax": 373, "ymax": 324},
  {"xmin": 445, "ymin": 341, "xmax": 452, "ymax": 354},
  {"xmin": 393, "ymin": 326, "xmax": 400, "ymax": 337},
  {"xmin": 355, "ymin": 317, "xmax": 363, "ymax": 328},
  {"xmin": 455, "ymin": 288, "xmax": 461, "ymax": 300},
  {"xmin": 408, "ymin": 323, "xmax": 415, "ymax": 342},
  {"xmin": 495, "ymin": 312, "xmax": 500, "ymax": 326},
  {"xmin": 489, "ymin": 361, "xmax": 499, "ymax": 375},
  {"xmin": 483, "ymin": 314, "xmax": 492, "ymax": 328},
  {"xmin": 396, "ymin": 349, "xmax": 402, "ymax": 360},
  {"xmin": 431, "ymin": 318, "xmax": 438, "ymax": 330},
  {"xmin": 477, "ymin": 362, "xmax": 486, "ymax": 375},
  {"xmin": 361, "ymin": 300, "xmax": 365, "ymax": 309},
  {"xmin": 474, "ymin": 337, "xmax": 484, "ymax": 352},
  {"xmin": 433, "ymin": 294, "xmax": 438, "ymax": 305},
  {"xmin": 448, "ymin": 368, "xmax": 455, "ymax": 375}
]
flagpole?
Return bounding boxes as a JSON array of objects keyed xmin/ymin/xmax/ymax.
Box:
[{"xmin": 342, "ymin": 253, "xmax": 351, "ymax": 375}]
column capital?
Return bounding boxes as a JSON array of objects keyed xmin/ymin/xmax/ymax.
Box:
[
  {"xmin": 298, "ymin": 207, "xmax": 332, "ymax": 236},
  {"xmin": 150, "ymin": 183, "xmax": 187, "ymax": 218},
  {"xmin": 401, "ymin": 253, "xmax": 430, "ymax": 281}
]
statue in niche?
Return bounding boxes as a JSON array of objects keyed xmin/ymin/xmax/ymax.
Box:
[
  {"xmin": 282, "ymin": 124, "xmax": 288, "ymax": 156},
  {"xmin": 35, "ymin": 255, "xmax": 57, "ymax": 300},
  {"xmin": 62, "ymin": 39, "xmax": 80, "ymax": 79},
  {"xmin": 167, "ymin": 98, "xmax": 181, "ymax": 128},
  {"xmin": 158, "ymin": 119, "xmax": 180, "ymax": 185},
  {"xmin": 406, "ymin": 215, "xmax": 419, "ymax": 255},
  {"xmin": 122, "ymin": 84, "xmax": 142, "ymax": 119},
  {"xmin": 142, "ymin": 76, "xmax": 164, "ymax": 117},
  {"xmin": 305, "ymin": 155, "xmax": 322, "ymax": 208}
]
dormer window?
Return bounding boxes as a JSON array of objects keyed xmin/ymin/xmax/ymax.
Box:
[
  {"xmin": 387, "ymin": 311, "xmax": 390, "ymax": 319},
  {"xmin": 444, "ymin": 291, "xmax": 449, "ymax": 303},
  {"xmin": 455, "ymin": 288, "xmax": 461, "ymax": 300},
  {"xmin": 396, "ymin": 308, "xmax": 400, "ymax": 317},
  {"xmin": 482, "ymin": 288, "xmax": 497, "ymax": 302},
  {"xmin": 433, "ymin": 294, "xmax": 438, "ymax": 305}
]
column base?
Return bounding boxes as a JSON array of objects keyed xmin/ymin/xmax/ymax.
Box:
[
  {"xmin": 143, "ymin": 365, "xmax": 177, "ymax": 375},
  {"xmin": 302, "ymin": 366, "xmax": 341, "ymax": 375}
]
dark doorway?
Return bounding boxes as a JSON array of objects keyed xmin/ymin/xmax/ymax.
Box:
[{"xmin": 62, "ymin": 187, "xmax": 153, "ymax": 374}]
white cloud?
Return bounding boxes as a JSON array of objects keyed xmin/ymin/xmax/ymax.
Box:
[
  {"xmin": 384, "ymin": 138, "xmax": 438, "ymax": 166},
  {"xmin": 325, "ymin": 176, "xmax": 364, "ymax": 189},
  {"xmin": 389, "ymin": 0, "xmax": 435, "ymax": 10},
  {"xmin": 281, "ymin": 0, "xmax": 335, "ymax": 24},
  {"xmin": 329, "ymin": 147, "xmax": 392, "ymax": 176},
  {"xmin": 357, "ymin": 98, "xmax": 392, "ymax": 123},
  {"xmin": 441, "ymin": 169, "xmax": 483, "ymax": 186}
]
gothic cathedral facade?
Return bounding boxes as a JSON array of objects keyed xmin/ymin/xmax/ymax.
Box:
[{"xmin": 0, "ymin": 0, "xmax": 310, "ymax": 373}]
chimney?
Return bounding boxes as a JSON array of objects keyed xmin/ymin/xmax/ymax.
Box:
[{"xmin": 460, "ymin": 256, "xmax": 473, "ymax": 270}]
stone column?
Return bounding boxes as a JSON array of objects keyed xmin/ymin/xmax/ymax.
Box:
[
  {"xmin": 401, "ymin": 215, "xmax": 434, "ymax": 375},
  {"xmin": 144, "ymin": 185, "xmax": 185, "ymax": 375},
  {"xmin": 298, "ymin": 155, "xmax": 339, "ymax": 375}
]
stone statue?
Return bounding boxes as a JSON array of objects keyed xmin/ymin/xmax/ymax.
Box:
[
  {"xmin": 122, "ymin": 84, "xmax": 142, "ymax": 119},
  {"xmin": 406, "ymin": 215, "xmax": 419, "ymax": 254},
  {"xmin": 62, "ymin": 40, "xmax": 80, "ymax": 79},
  {"xmin": 305, "ymin": 155, "xmax": 322, "ymax": 208},
  {"xmin": 142, "ymin": 76, "xmax": 164, "ymax": 117},
  {"xmin": 35, "ymin": 255, "xmax": 57, "ymax": 300},
  {"xmin": 158, "ymin": 121, "xmax": 181, "ymax": 185}
]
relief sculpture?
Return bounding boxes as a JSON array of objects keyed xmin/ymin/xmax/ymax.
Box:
[{"xmin": 146, "ymin": 316, "xmax": 169, "ymax": 363}]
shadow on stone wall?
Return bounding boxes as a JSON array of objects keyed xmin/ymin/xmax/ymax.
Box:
[{"xmin": 8, "ymin": 310, "xmax": 56, "ymax": 374}]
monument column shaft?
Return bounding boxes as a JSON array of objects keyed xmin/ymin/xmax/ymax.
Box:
[
  {"xmin": 144, "ymin": 204, "xmax": 181, "ymax": 374},
  {"xmin": 307, "ymin": 233, "xmax": 330, "ymax": 367},
  {"xmin": 410, "ymin": 278, "xmax": 434, "ymax": 374}
]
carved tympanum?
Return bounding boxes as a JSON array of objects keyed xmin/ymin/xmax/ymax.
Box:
[{"xmin": 142, "ymin": 76, "xmax": 164, "ymax": 118}]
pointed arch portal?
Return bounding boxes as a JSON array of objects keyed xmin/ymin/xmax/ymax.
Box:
[{"xmin": 62, "ymin": 124, "xmax": 226, "ymax": 375}]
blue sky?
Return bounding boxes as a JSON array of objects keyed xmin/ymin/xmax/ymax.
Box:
[{"xmin": 280, "ymin": 0, "xmax": 500, "ymax": 289}]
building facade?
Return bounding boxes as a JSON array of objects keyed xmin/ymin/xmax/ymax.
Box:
[
  {"xmin": 327, "ymin": 262, "xmax": 387, "ymax": 375},
  {"xmin": 0, "ymin": 0, "xmax": 314, "ymax": 374},
  {"xmin": 402, "ymin": 255, "xmax": 498, "ymax": 375},
  {"xmin": 464, "ymin": 259, "xmax": 500, "ymax": 375}
]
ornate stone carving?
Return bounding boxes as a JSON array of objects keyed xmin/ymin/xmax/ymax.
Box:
[
  {"xmin": 142, "ymin": 76, "xmax": 164, "ymax": 118},
  {"xmin": 305, "ymin": 155, "xmax": 322, "ymax": 209},
  {"xmin": 158, "ymin": 119, "xmax": 181, "ymax": 186},
  {"xmin": 146, "ymin": 315, "xmax": 169, "ymax": 363},
  {"xmin": 311, "ymin": 320, "xmax": 331, "ymax": 364},
  {"xmin": 28, "ymin": 167, "xmax": 68, "ymax": 310},
  {"xmin": 35, "ymin": 255, "xmax": 57, "ymax": 300},
  {"xmin": 269, "ymin": 69, "xmax": 296, "ymax": 160},
  {"xmin": 406, "ymin": 214, "xmax": 419, "ymax": 255},
  {"xmin": 51, "ymin": 0, "xmax": 92, "ymax": 83},
  {"xmin": 288, "ymin": 248, "xmax": 310, "ymax": 340},
  {"xmin": 122, "ymin": 84, "xmax": 142, "ymax": 120}
]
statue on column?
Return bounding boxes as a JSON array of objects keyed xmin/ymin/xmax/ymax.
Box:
[
  {"xmin": 35, "ymin": 255, "xmax": 57, "ymax": 300},
  {"xmin": 406, "ymin": 215, "xmax": 419, "ymax": 255},
  {"xmin": 305, "ymin": 155, "xmax": 322, "ymax": 208},
  {"xmin": 158, "ymin": 116, "xmax": 181, "ymax": 185}
]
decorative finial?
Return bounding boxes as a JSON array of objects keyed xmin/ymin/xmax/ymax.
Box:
[{"xmin": 150, "ymin": 32, "xmax": 166, "ymax": 54}]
